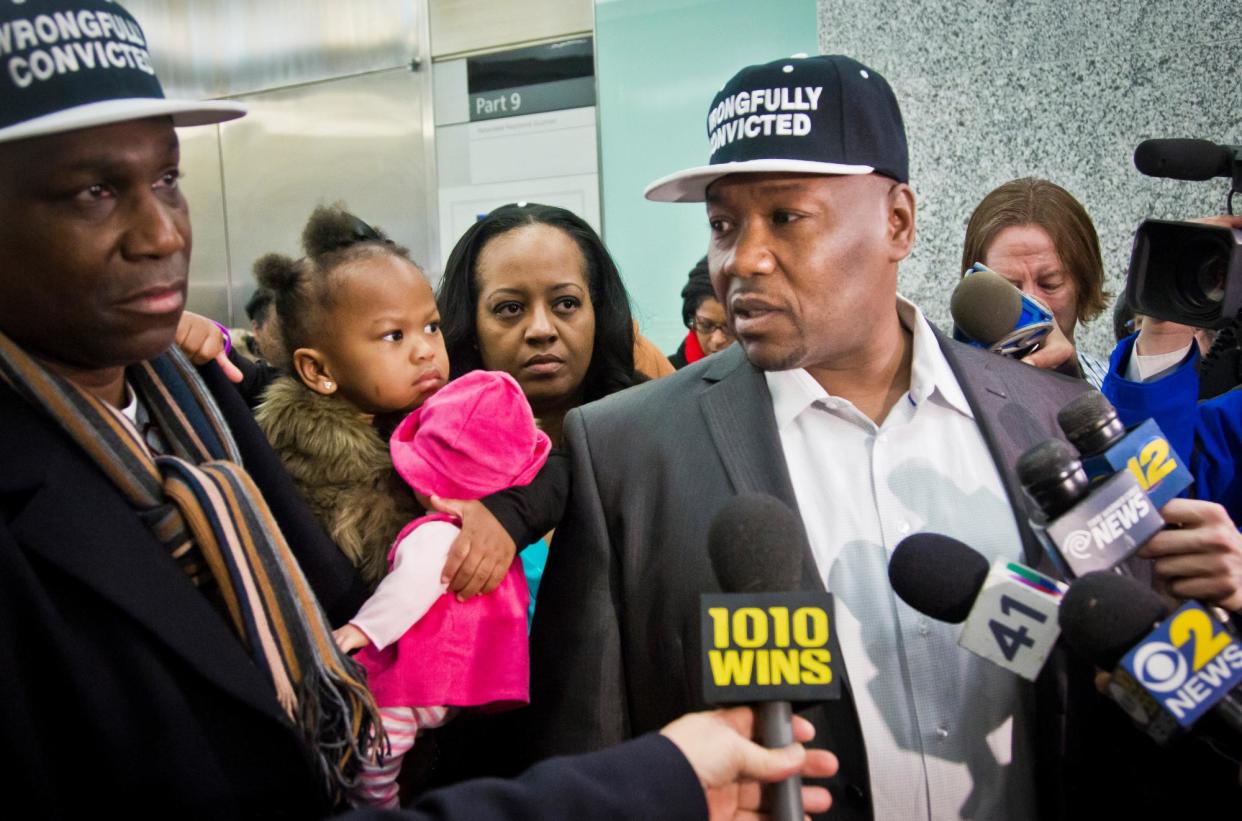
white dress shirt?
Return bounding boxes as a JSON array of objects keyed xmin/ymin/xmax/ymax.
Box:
[
  {"xmin": 766, "ymin": 298, "xmax": 1036, "ymax": 821},
  {"xmin": 1125, "ymin": 342, "xmax": 1194, "ymax": 382}
]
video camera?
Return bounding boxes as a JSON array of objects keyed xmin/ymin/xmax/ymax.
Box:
[{"xmin": 1126, "ymin": 139, "xmax": 1242, "ymax": 330}]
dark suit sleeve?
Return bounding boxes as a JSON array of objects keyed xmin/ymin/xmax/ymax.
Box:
[
  {"xmin": 480, "ymin": 450, "xmax": 570, "ymax": 549},
  {"xmin": 228, "ymin": 351, "xmax": 284, "ymax": 409},
  {"xmin": 340, "ymin": 734, "xmax": 705, "ymax": 821},
  {"xmin": 199, "ymin": 361, "xmax": 369, "ymax": 624},
  {"xmin": 526, "ymin": 408, "xmax": 631, "ymax": 759}
]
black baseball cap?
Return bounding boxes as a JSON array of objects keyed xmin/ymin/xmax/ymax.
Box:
[
  {"xmin": 0, "ymin": 0, "xmax": 244, "ymax": 144},
  {"xmin": 645, "ymin": 54, "xmax": 908, "ymax": 203}
]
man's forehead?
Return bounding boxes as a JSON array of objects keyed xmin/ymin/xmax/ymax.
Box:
[
  {"xmin": 1, "ymin": 117, "xmax": 179, "ymax": 182},
  {"xmin": 705, "ymin": 172, "xmax": 864, "ymax": 204}
]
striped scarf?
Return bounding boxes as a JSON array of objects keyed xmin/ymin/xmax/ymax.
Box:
[{"xmin": 0, "ymin": 331, "xmax": 383, "ymax": 798}]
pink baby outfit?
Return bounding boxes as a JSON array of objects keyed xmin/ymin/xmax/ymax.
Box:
[
  {"xmin": 346, "ymin": 370, "xmax": 550, "ymax": 809},
  {"xmin": 354, "ymin": 511, "xmax": 530, "ymax": 709}
]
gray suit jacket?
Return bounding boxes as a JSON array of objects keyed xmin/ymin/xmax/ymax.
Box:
[{"xmin": 527, "ymin": 335, "xmax": 1094, "ymax": 820}]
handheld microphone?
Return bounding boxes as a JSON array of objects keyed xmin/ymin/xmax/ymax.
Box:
[
  {"xmin": 704, "ymin": 495, "xmax": 840, "ymax": 821},
  {"xmin": 1057, "ymin": 390, "xmax": 1193, "ymax": 509},
  {"xmin": 1016, "ymin": 439, "xmax": 1164, "ymax": 577},
  {"xmin": 888, "ymin": 533, "xmax": 1065, "ymax": 680},
  {"xmin": 950, "ymin": 264, "xmax": 1055, "ymax": 357},
  {"xmin": 1059, "ymin": 571, "xmax": 1242, "ymax": 755},
  {"xmin": 1134, "ymin": 139, "xmax": 1240, "ymax": 182}
]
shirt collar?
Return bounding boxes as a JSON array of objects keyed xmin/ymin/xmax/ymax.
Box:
[
  {"xmin": 120, "ymin": 381, "xmax": 139, "ymax": 425},
  {"xmin": 765, "ymin": 296, "xmax": 974, "ymax": 430}
]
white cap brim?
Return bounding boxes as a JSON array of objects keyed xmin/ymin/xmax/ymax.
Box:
[
  {"xmin": 0, "ymin": 97, "xmax": 246, "ymax": 144},
  {"xmin": 644, "ymin": 158, "xmax": 875, "ymax": 203}
]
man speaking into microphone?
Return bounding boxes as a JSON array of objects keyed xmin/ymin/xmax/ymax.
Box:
[{"xmin": 526, "ymin": 55, "xmax": 1097, "ymax": 820}]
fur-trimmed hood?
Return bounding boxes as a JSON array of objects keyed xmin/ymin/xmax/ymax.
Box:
[{"xmin": 254, "ymin": 377, "xmax": 420, "ymax": 586}]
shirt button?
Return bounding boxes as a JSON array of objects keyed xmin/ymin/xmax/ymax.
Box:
[
  {"xmin": 936, "ymin": 725, "xmax": 950, "ymax": 740},
  {"xmin": 898, "ymin": 521, "xmax": 911, "ymax": 534},
  {"xmin": 875, "ymin": 433, "xmax": 887, "ymax": 444},
  {"xmin": 918, "ymin": 619, "xmax": 930, "ymax": 636}
]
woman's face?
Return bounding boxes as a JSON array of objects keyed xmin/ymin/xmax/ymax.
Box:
[
  {"xmin": 691, "ymin": 296, "xmax": 734, "ymax": 355},
  {"xmin": 473, "ymin": 223, "xmax": 596, "ymax": 414},
  {"xmin": 982, "ymin": 223, "xmax": 1080, "ymax": 340}
]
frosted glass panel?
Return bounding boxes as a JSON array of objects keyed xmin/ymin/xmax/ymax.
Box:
[{"xmin": 594, "ymin": 0, "xmax": 817, "ymax": 353}]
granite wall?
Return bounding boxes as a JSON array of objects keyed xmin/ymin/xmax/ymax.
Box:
[{"xmin": 819, "ymin": 0, "xmax": 1242, "ymax": 358}]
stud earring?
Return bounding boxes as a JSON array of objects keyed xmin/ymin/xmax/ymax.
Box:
[{"xmin": 324, "ymin": 380, "xmax": 334, "ymax": 389}]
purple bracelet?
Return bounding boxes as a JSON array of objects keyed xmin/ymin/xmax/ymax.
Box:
[{"xmin": 211, "ymin": 320, "xmax": 233, "ymax": 355}]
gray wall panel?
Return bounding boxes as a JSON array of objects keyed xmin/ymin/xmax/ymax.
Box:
[
  {"xmin": 126, "ymin": 0, "xmax": 419, "ymax": 98},
  {"xmin": 122, "ymin": 1, "xmax": 432, "ymax": 326},
  {"xmin": 819, "ymin": 0, "xmax": 1242, "ymax": 359},
  {"xmin": 430, "ymin": 0, "xmax": 592, "ymax": 59},
  {"xmin": 179, "ymin": 124, "xmax": 232, "ymax": 322},
  {"xmin": 218, "ymin": 67, "xmax": 434, "ymax": 312}
]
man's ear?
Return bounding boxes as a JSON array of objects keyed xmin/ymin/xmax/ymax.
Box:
[
  {"xmin": 886, "ymin": 182, "xmax": 917, "ymax": 262},
  {"xmin": 292, "ymin": 347, "xmax": 337, "ymax": 396}
]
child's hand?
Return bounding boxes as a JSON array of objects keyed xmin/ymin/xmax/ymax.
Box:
[
  {"xmin": 175, "ymin": 311, "xmax": 244, "ymax": 383},
  {"xmin": 431, "ymin": 496, "xmax": 517, "ymax": 601},
  {"xmin": 333, "ymin": 624, "xmax": 370, "ymax": 654}
]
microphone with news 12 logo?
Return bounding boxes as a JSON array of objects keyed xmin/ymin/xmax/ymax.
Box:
[
  {"xmin": 1017, "ymin": 437, "xmax": 1162, "ymax": 578},
  {"xmin": 703, "ymin": 495, "xmax": 841, "ymax": 821},
  {"xmin": 1017, "ymin": 391, "xmax": 1192, "ymax": 579},
  {"xmin": 1056, "ymin": 390, "xmax": 1192, "ymax": 510}
]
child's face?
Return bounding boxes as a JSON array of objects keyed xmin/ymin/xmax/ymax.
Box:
[{"xmin": 315, "ymin": 255, "xmax": 450, "ymax": 415}]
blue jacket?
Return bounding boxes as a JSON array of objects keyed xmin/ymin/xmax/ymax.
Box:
[{"xmin": 1101, "ymin": 333, "xmax": 1242, "ymax": 521}]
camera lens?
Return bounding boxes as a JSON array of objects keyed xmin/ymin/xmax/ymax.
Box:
[{"xmin": 1169, "ymin": 235, "xmax": 1230, "ymax": 323}]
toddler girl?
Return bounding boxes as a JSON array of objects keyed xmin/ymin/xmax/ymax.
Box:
[
  {"xmin": 251, "ymin": 205, "xmax": 560, "ymax": 590},
  {"xmin": 253, "ymin": 206, "xmax": 448, "ymax": 584},
  {"xmin": 333, "ymin": 369, "xmax": 548, "ymax": 807}
]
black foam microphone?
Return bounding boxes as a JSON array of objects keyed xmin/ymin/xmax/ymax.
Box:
[
  {"xmin": 708, "ymin": 495, "xmax": 804, "ymax": 594},
  {"xmin": 1134, "ymin": 139, "xmax": 1238, "ymax": 182},
  {"xmin": 1059, "ymin": 572, "xmax": 1242, "ymax": 756},
  {"xmin": 704, "ymin": 495, "xmax": 836, "ymax": 821},
  {"xmin": 1017, "ymin": 439, "xmax": 1164, "ymax": 577},
  {"xmin": 889, "ymin": 533, "xmax": 1065, "ymax": 680},
  {"xmin": 888, "ymin": 533, "xmax": 989, "ymax": 624}
]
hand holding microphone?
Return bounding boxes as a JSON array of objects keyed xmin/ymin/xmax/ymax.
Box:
[
  {"xmin": 951, "ymin": 265, "xmax": 1054, "ymax": 354},
  {"xmin": 703, "ymin": 495, "xmax": 841, "ymax": 821},
  {"xmin": 659, "ymin": 706, "xmax": 837, "ymax": 821},
  {"xmin": 950, "ymin": 264, "xmax": 1079, "ymax": 373},
  {"xmin": 1139, "ymin": 499, "xmax": 1242, "ymax": 613}
]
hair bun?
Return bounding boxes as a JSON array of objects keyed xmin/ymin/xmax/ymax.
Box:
[
  {"xmin": 302, "ymin": 204, "xmax": 391, "ymax": 258},
  {"xmin": 253, "ymin": 252, "xmax": 300, "ymax": 292}
]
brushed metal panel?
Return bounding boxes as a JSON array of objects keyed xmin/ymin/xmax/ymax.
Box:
[
  {"xmin": 218, "ymin": 68, "xmax": 433, "ymax": 314},
  {"xmin": 430, "ymin": 0, "xmax": 593, "ymax": 59},
  {"xmin": 124, "ymin": 0, "xmax": 420, "ymax": 99},
  {"xmin": 179, "ymin": 124, "xmax": 234, "ymax": 323}
]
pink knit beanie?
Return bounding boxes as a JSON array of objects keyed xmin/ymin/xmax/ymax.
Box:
[{"xmin": 390, "ymin": 370, "xmax": 551, "ymax": 500}]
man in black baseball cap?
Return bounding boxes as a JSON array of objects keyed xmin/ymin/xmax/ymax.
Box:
[
  {"xmin": 0, "ymin": 4, "xmax": 841, "ymax": 817},
  {"xmin": 529, "ymin": 54, "xmax": 1092, "ymax": 820},
  {"xmin": 0, "ymin": 1, "xmax": 379, "ymax": 813}
]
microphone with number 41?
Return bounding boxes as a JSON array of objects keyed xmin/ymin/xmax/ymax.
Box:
[
  {"xmin": 888, "ymin": 533, "xmax": 1066, "ymax": 680},
  {"xmin": 704, "ymin": 495, "xmax": 842, "ymax": 821}
]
